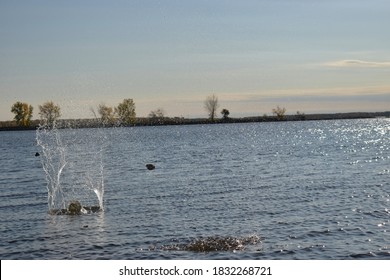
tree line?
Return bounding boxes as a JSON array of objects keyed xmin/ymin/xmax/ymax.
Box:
[
  {"xmin": 5, "ymin": 95, "xmax": 297, "ymax": 129},
  {"xmin": 7, "ymin": 98, "xmax": 137, "ymax": 128},
  {"xmin": 10, "ymin": 101, "xmax": 60, "ymax": 128},
  {"xmin": 3, "ymin": 95, "xmax": 389, "ymax": 130},
  {"xmin": 203, "ymin": 94, "xmax": 291, "ymax": 121},
  {"xmin": 91, "ymin": 99, "xmax": 136, "ymax": 127}
]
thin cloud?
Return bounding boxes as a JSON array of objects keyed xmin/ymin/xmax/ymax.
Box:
[
  {"xmin": 219, "ymin": 85, "xmax": 390, "ymax": 101},
  {"xmin": 324, "ymin": 60, "xmax": 390, "ymax": 68}
]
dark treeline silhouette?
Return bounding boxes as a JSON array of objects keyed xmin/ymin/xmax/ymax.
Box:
[{"xmin": 1, "ymin": 111, "xmax": 389, "ymax": 131}]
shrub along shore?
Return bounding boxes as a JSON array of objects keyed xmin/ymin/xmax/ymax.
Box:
[{"xmin": 0, "ymin": 111, "xmax": 389, "ymax": 131}]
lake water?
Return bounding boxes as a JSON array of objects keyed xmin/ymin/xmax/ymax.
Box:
[{"xmin": 0, "ymin": 119, "xmax": 389, "ymax": 259}]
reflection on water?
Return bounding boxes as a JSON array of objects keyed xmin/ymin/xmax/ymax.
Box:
[{"xmin": 43, "ymin": 212, "xmax": 107, "ymax": 259}]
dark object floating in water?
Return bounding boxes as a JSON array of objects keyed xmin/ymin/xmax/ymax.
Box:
[
  {"xmin": 157, "ymin": 235, "xmax": 262, "ymax": 252},
  {"xmin": 35, "ymin": 152, "xmax": 40, "ymax": 156},
  {"xmin": 48, "ymin": 201, "xmax": 101, "ymax": 215},
  {"xmin": 146, "ymin": 164, "xmax": 155, "ymax": 170}
]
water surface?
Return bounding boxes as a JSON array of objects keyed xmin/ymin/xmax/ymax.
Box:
[{"xmin": 0, "ymin": 119, "xmax": 389, "ymax": 259}]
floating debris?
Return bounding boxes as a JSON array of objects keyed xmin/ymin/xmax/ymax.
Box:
[{"xmin": 146, "ymin": 164, "xmax": 155, "ymax": 170}]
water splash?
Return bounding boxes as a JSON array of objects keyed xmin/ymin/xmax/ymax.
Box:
[
  {"xmin": 149, "ymin": 235, "xmax": 263, "ymax": 252},
  {"xmin": 36, "ymin": 124, "xmax": 106, "ymax": 214}
]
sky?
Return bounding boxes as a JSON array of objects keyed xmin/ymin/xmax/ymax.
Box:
[{"xmin": 1, "ymin": 0, "xmax": 390, "ymax": 120}]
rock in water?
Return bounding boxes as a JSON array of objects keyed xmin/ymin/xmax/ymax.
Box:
[
  {"xmin": 157, "ymin": 235, "xmax": 262, "ymax": 252},
  {"xmin": 35, "ymin": 152, "xmax": 40, "ymax": 157},
  {"xmin": 68, "ymin": 201, "xmax": 82, "ymax": 215},
  {"xmin": 146, "ymin": 164, "xmax": 155, "ymax": 170}
]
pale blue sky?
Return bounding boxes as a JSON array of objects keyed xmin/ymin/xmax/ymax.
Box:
[{"xmin": 1, "ymin": 0, "xmax": 389, "ymax": 120}]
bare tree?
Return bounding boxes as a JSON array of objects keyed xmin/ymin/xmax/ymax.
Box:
[
  {"xmin": 272, "ymin": 105, "xmax": 286, "ymax": 121},
  {"xmin": 148, "ymin": 108, "xmax": 166, "ymax": 124},
  {"xmin": 116, "ymin": 98, "xmax": 136, "ymax": 125},
  {"xmin": 148, "ymin": 108, "xmax": 165, "ymax": 119},
  {"xmin": 204, "ymin": 94, "xmax": 219, "ymax": 121},
  {"xmin": 39, "ymin": 101, "xmax": 61, "ymax": 128},
  {"xmin": 97, "ymin": 103, "xmax": 116, "ymax": 126},
  {"xmin": 11, "ymin": 101, "xmax": 33, "ymax": 126}
]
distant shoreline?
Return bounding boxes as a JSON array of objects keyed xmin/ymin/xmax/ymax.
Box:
[{"xmin": 0, "ymin": 111, "xmax": 389, "ymax": 131}]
